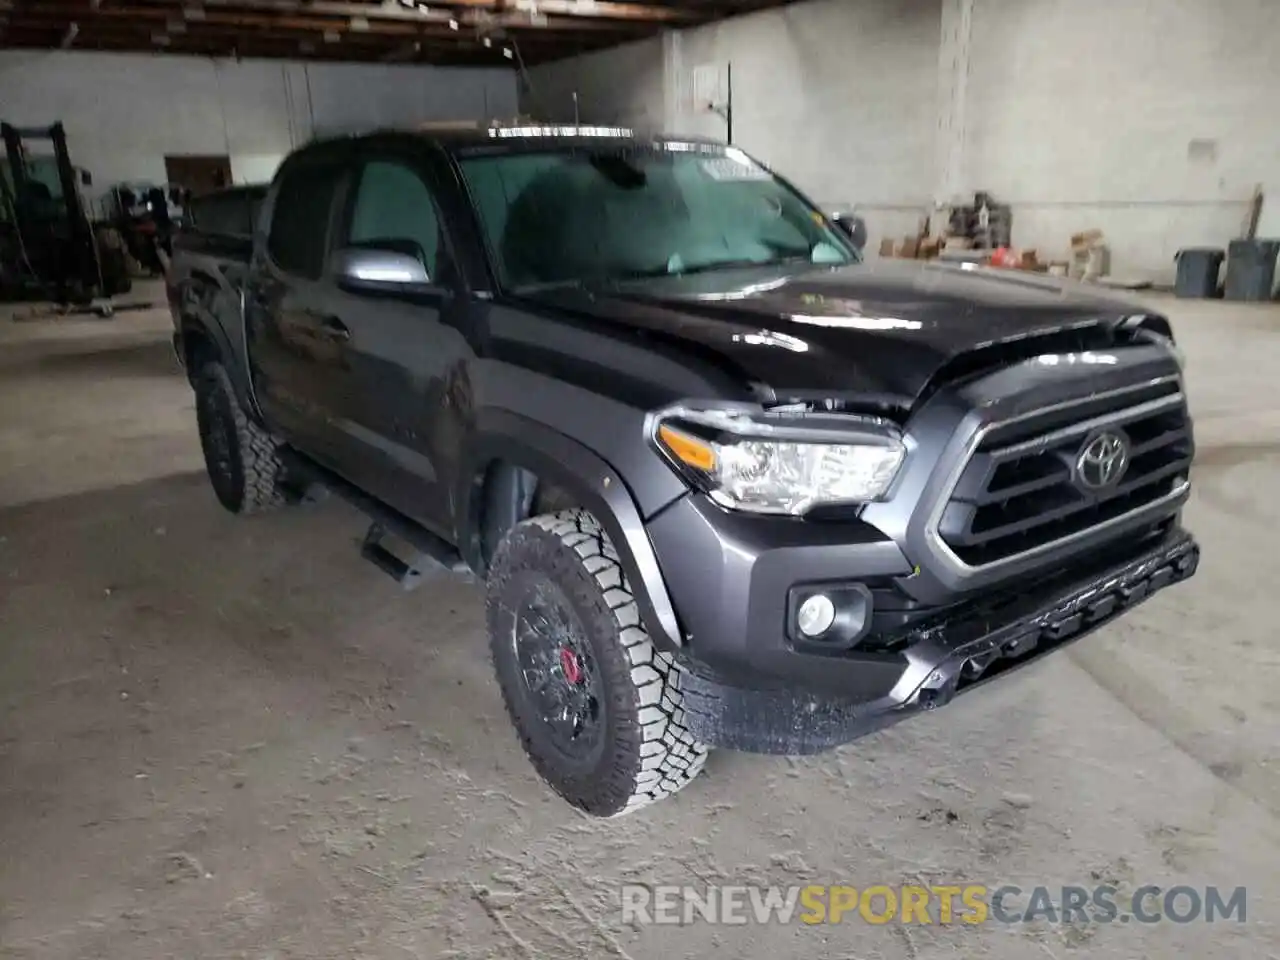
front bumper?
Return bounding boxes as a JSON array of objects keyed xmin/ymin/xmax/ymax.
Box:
[
  {"xmin": 648, "ymin": 495, "xmax": 1198, "ymax": 753},
  {"xmin": 633, "ymin": 339, "xmax": 1198, "ymax": 753}
]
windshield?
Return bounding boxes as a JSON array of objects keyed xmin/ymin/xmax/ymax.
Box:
[
  {"xmin": 458, "ymin": 144, "xmax": 857, "ymax": 291},
  {"xmin": 2, "ymin": 156, "xmax": 68, "ymax": 205}
]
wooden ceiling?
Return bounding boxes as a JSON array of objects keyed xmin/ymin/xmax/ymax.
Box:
[{"xmin": 0, "ymin": 0, "xmax": 793, "ymax": 66}]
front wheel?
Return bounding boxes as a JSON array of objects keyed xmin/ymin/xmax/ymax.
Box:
[
  {"xmin": 486, "ymin": 509, "xmax": 709, "ymax": 817},
  {"xmin": 193, "ymin": 361, "xmax": 287, "ymax": 515}
]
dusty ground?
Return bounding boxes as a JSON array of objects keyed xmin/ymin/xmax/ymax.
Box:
[{"xmin": 1, "ymin": 282, "xmax": 1278, "ymax": 959}]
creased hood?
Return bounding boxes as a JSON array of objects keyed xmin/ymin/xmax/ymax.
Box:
[{"xmin": 523, "ymin": 259, "xmax": 1148, "ymax": 409}]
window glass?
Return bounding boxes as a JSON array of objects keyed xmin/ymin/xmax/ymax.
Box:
[
  {"xmin": 459, "ymin": 146, "xmax": 854, "ymax": 289},
  {"xmin": 463, "ymin": 153, "xmax": 561, "ymax": 266},
  {"xmin": 186, "ymin": 194, "xmax": 222, "ymax": 234},
  {"xmin": 188, "ymin": 188, "xmax": 265, "ymax": 237},
  {"xmin": 347, "ymin": 160, "xmax": 442, "ymax": 276},
  {"xmin": 267, "ymin": 161, "xmax": 341, "ymax": 279}
]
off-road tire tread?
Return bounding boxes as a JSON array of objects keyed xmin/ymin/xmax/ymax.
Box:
[
  {"xmin": 195, "ymin": 361, "xmax": 286, "ymax": 514},
  {"xmin": 486, "ymin": 509, "xmax": 709, "ymax": 817}
]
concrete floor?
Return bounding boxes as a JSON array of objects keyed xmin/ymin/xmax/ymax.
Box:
[{"xmin": 0, "ymin": 283, "xmax": 1277, "ymax": 960}]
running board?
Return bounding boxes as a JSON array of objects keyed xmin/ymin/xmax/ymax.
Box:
[
  {"xmin": 362, "ymin": 523, "xmax": 442, "ymax": 591},
  {"xmin": 279, "ymin": 450, "xmax": 472, "ymax": 590}
]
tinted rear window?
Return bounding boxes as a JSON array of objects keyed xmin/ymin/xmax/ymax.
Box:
[{"xmin": 187, "ymin": 188, "xmax": 266, "ymax": 238}]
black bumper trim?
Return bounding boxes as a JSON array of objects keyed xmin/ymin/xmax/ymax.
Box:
[{"xmin": 681, "ymin": 527, "xmax": 1199, "ymax": 755}]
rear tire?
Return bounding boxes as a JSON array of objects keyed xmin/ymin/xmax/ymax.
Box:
[
  {"xmin": 193, "ymin": 361, "xmax": 287, "ymax": 515},
  {"xmin": 486, "ymin": 509, "xmax": 709, "ymax": 817}
]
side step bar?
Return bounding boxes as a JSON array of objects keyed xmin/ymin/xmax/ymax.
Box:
[
  {"xmin": 361, "ymin": 523, "xmax": 449, "ymax": 591},
  {"xmin": 280, "ymin": 450, "xmax": 472, "ymax": 591}
]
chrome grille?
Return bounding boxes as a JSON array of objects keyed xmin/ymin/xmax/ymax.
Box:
[{"xmin": 937, "ymin": 382, "xmax": 1193, "ymax": 568}]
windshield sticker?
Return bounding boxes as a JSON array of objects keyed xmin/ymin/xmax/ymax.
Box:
[{"xmin": 699, "ymin": 156, "xmax": 771, "ymax": 181}]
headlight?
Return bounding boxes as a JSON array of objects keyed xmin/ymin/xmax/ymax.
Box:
[
  {"xmin": 651, "ymin": 404, "xmax": 906, "ymax": 515},
  {"xmin": 1148, "ymin": 331, "xmax": 1186, "ymax": 369},
  {"xmin": 1128, "ymin": 317, "xmax": 1185, "ymax": 369}
]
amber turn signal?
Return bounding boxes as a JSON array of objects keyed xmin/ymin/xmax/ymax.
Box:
[{"xmin": 657, "ymin": 424, "xmax": 717, "ymax": 473}]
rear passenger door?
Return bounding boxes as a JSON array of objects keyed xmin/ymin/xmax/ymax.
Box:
[
  {"xmin": 322, "ymin": 149, "xmax": 470, "ymax": 538},
  {"xmin": 244, "ymin": 154, "xmax": 351, "ymax": 466}
]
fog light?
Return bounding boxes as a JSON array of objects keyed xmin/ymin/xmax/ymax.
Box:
[{"xmin": 796, "ymin": 593, "xmax": 837, "ymax": 637}]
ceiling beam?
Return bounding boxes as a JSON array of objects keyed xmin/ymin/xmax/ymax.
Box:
[
  {"xmin": 1, "ymin": 34, "xmax": 524, "ymax": 65},
  {"xmin": 136, "ymin": 0, "xmax": 703, "ymax": 24},
  {"xmin": 1, "ymin": 20, "xmax": 628, "ymax": 60},
  {"xmin": 12, "ymin": 3, "xmax": 674, "ymax": 38},
  {"xmin": 3, "ymin": 0, "xmax": 798, "ymax": 64},
  {"xmin": 4, "ymin": 21, "xmax": 617, "ymax": 51}
]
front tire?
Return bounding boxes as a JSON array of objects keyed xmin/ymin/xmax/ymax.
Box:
[
  {"xmin": 486, "ymin": 509, "xmax": 709, "ymax": 817},
  {"xmin": 193, "ymin": 361, "xmax": 287, "ymax": 515}
]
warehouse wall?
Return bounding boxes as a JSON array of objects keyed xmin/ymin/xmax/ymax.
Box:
[
  {"xmin": 524, "ymin": 36, "xmax": 667, "ymax": 134},
  {"xmin": 527, "ymin": 0, "xmax": 1279, "ymax": 282},
  {"xmin": 963, "ymin": 0, "xmax": 1280, "ymax": 279},
  {"xmin": 0, "ymin": 50, "xmax": 517, "ymax": 197},
  {"xmin": 526, "ymin": 0, "xmax": 943, "ymax": 248}
]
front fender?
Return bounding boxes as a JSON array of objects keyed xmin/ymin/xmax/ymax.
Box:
[
  {"xmin": 456, "ymin": 409, "xmax": 686, "ymax": 652},
  {"xmin": 175, "ymin": 268, "xmax": 258, "ymax": 419}
]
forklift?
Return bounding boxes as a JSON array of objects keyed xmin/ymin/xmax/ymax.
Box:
[{"xmin": 0, "ymin": 121, "xmax": 132, "ymax": 307}]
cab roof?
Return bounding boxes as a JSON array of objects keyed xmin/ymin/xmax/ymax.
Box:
[{"xmin": 302, "ymin": 119, "xmax": 725, "ymax": 154}]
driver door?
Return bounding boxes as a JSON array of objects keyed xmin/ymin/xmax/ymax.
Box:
[{"xmin": 321, "ymin": 150, "xmax": 468, "ymax": 539}]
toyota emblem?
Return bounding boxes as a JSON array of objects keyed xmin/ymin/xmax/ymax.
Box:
[{"xmin": 1076, "ymin": 431, "xmax": 1129, "ymax": 491}]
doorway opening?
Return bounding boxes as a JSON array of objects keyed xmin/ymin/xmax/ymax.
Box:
[{"xmin": 163, "ymin": 154, "xmax": 232, "ymax": 197}]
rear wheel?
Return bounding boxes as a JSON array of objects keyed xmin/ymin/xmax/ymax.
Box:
[
  {"xmin": 193, "ymin": 361, "xmax": 287, "ymax": 514},
  {"xmin": 486, "ymin": 509, "xmax": 709, "ymax": 817}
]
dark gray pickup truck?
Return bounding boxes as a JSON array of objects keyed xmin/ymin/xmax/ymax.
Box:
[{"xmin": 167, "ymin": 126, "xmax": 1199, "ymax": 818}]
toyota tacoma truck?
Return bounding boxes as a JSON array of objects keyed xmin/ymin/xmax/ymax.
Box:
[{"xmin": 167, "ymin": 125, "xmax": 1199, "ymax": 818}]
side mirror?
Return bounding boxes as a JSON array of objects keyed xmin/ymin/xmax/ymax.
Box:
[
  {"xmin": 80, "ymin": 169, "xmax": 93, "ymax": 187},
  {"xmin": 831, "ymin": 211, "xmax": 867, "ymax": 251},
  {"xmin": 332, "ymin": 245, "xmax": 431, "ymax": 291}
]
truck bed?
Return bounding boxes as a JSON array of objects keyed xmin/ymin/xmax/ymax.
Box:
[{"xmin": 166, "ymin": 184, "xmax": 266, "ymax": 392}]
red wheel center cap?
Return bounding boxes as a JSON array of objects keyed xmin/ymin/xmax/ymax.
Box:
[{"xmin": 560, "ymin": 648, "xmax": 583, "ymax": 685}]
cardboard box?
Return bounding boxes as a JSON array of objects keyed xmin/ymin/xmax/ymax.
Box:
[
  {"xmin": 1070, "ymin": 229, "xmax": 1105, "ymax": 248},
  {"xmin": 918, "ymin": 236, "xmax": 943, "ymax": 259},
  {"xmin": 1071, "ymin": 234, "xmax": 1101, "ymax": 248}
]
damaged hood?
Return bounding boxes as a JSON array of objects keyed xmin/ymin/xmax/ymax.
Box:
[{"xmin": 522, "ymin": 259, "xmax": 1148, "ymax": 408}]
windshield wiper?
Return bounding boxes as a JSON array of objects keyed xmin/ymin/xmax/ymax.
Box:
[
  {"xmin": 684, "ymin": 254, "xmax": 815, "ymax": 276},
  {"xmin": 511, "ymin": 254, "xmax": 822, "ymax": 294},
  {"xmin": 610, "ymin": 254, "xmax": 816, "ymax": 282},
  {"xmin": 509, "ymin": 277, "xmax": 594, "ymax": 294}
]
